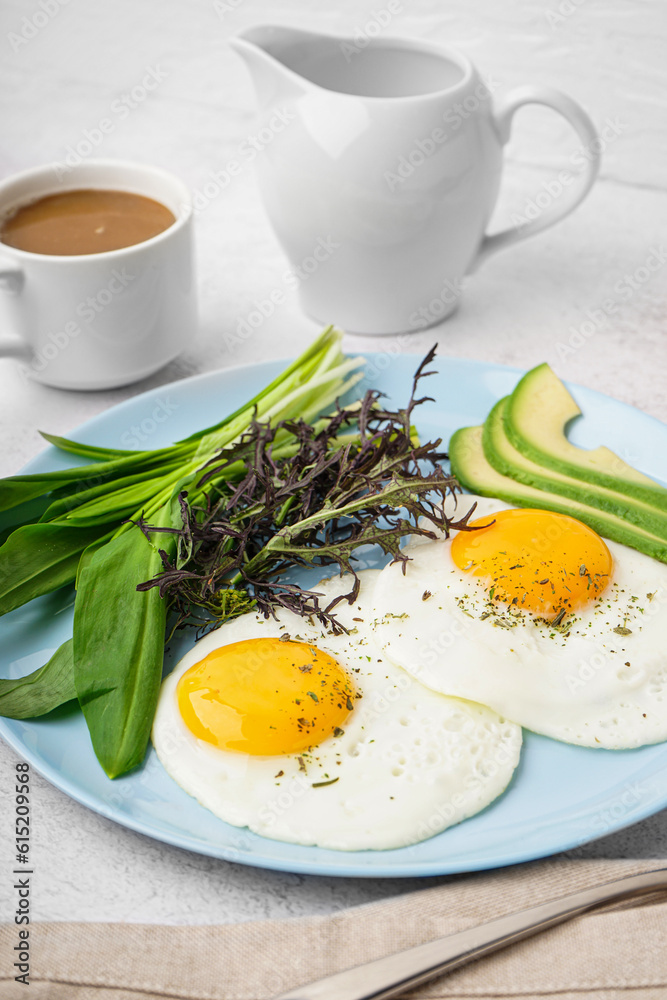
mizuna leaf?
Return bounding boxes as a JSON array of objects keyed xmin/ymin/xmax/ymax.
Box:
[
  {"xmin": 0, "ymin": 639, "xmax": 75, "ymax": 718},
  {"xmin": 139, "ymin": 346, "xmax": 475, "ymax": 634}
]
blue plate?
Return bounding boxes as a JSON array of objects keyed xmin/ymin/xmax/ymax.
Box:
[{"xmin": 1, "ymin": 355, "xmax": 666, "ymax": 877}]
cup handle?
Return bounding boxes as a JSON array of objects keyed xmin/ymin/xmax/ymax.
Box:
[
  {"xmin": 470, "ymin": 85, "xmax": 600, "ymax": 271},
  {"xmin": 0, "ymin": 255, "xmax": 31, "ymax": 360}
]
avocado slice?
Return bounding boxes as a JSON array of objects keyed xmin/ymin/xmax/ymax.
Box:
[
  {"xmin": 504, "ymin": 364, "xmax": 667, "ymax": 511},
  {"xmin": 483, "ymin": 397, "xmax": 667, "ymax": 540},
  {"xmin": 449, "ymin": 424, "xmax": 667, "ymax": 564}
]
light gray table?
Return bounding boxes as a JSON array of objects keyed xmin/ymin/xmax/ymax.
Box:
[{"xmin": 0, "ymin": 0, "xmax": 666, "ymax": 925}]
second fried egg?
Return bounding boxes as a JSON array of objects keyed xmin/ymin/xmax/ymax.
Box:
[{"xmin": 371, "ymin": 496, "xmax": 667, "ymax": 749}]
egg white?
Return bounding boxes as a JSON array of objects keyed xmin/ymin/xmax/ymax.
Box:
[
  {"xmin": 152, "ymin": 570, "xmax": 522, "ymax": 851},
  {"xmin": 371, "ymin": 496, "xmax": 667, "ymax": 749}
]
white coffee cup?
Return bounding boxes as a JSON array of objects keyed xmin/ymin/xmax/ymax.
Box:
[{"xmin": 0, "ymin": 160, "xmax": 196, "ymax": 390}]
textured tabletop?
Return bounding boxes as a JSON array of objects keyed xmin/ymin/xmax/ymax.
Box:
[{"xmin": 0, "ymin": 0, "xmax": 666, "ymax": 925}]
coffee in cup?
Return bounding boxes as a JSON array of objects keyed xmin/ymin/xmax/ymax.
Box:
[{"xmin": 0, "ymin": 189, "xmax": 176, "ymax": 257}]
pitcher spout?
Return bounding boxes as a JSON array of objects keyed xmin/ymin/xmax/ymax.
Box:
[{"xmin": 230, "ymin": 25, "xmax": 313, "ymax": 108}]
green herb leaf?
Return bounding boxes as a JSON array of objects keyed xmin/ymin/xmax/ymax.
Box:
[
  {"xmin": 39, "ymin": 433, "xmax": 140, "ymax": 461},
  {"xmin": 0, "ymin": 639, "xmax": 75, "ymax": 718},
  {"xmin": 0, "ymin": 521, "xmax": 114, "ymax": 617},
  {"xmin": 73, "ymin": 502, "xmax": 179, "ymax": 778},
  {"xmin": 40, "ymin": 463, "xmax": 185, "ymax": 524}
]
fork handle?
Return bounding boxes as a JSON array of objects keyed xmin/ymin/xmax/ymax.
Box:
[{"xmin": 274, "ymin": 868, "xmax": 667, "ymax": 1000}]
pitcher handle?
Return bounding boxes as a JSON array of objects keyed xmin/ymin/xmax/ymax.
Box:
[
  {"xmin": 471, "ymin": 86, "xmax": 600, "ymax": 271},
  {"xmin": 0, "ymin": 255, "xmax": 31, "ymax": 360}
]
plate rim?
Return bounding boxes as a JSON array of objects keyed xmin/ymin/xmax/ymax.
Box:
[{"xmin": 17, "ymin": 351, "xmax": 667, "ymax": 455}]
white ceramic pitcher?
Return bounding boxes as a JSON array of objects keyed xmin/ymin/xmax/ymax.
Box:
[{"xmin": 231, "ymin": 26, "xmax": 600, "ymax": 335}]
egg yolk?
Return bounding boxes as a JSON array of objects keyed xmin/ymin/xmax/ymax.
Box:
[
  {"xmin": 177, "ymin": 637, "xmax": 355, "ymax": 755},
  {"xmin": 450, "ymin": 508, "xmax": 613, "ymax": 615}
]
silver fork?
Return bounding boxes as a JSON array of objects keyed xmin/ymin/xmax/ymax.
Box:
[{"xmin": 273, "ymin": 867, "xmax": 667, "ymax": 1000}]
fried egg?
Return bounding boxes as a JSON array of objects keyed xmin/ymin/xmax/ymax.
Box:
[
  {"xmin": 371, "ymin": 496, "xmax": 667, "ymax": 749},
  {"xmin": 152, "ymin": 571, "xmax": 522, "ymax": 851}
]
